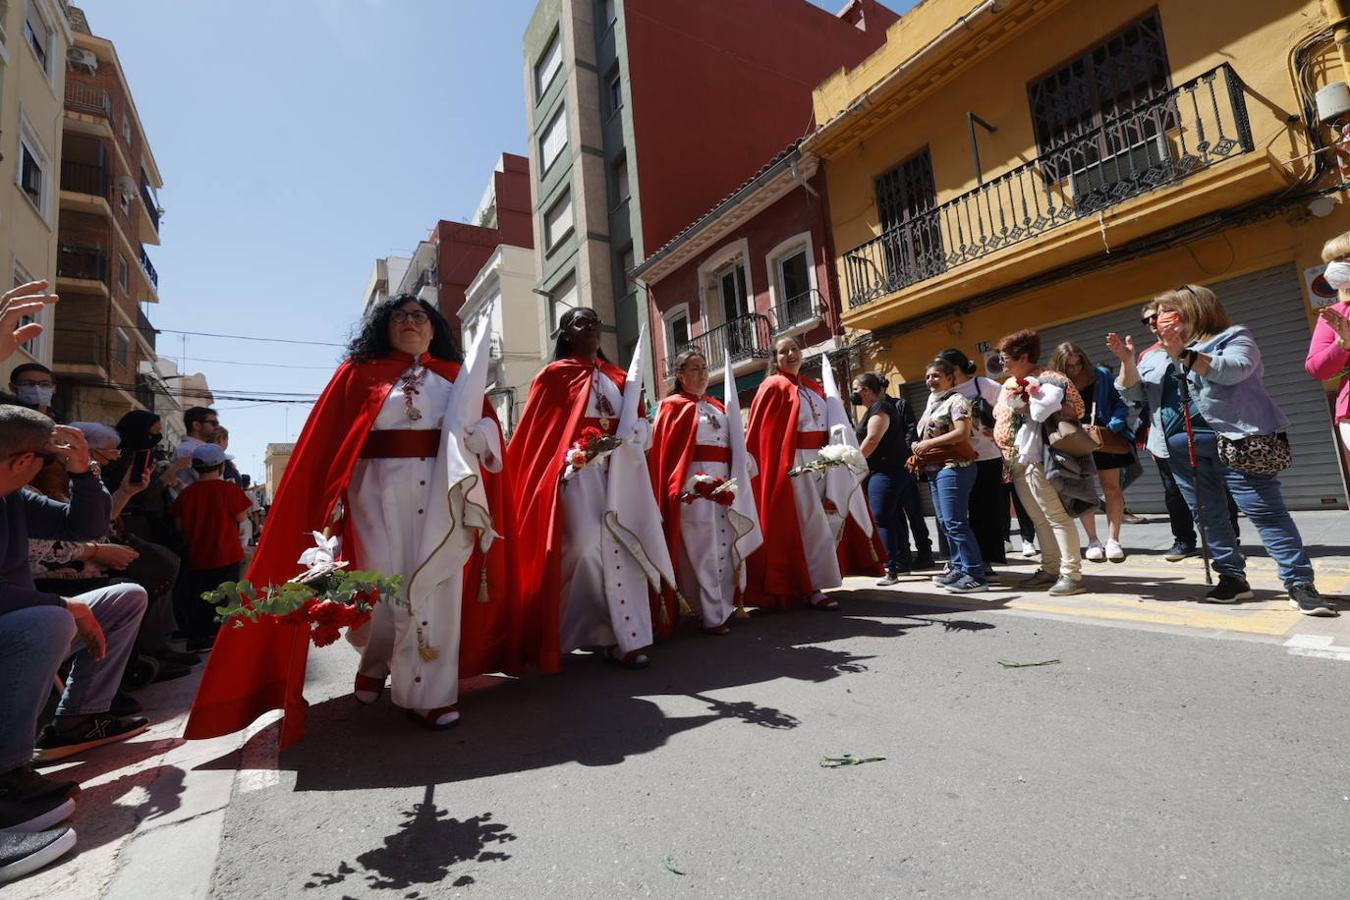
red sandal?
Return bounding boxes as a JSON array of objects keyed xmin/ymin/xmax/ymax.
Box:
[
  {"xmin": 406, "ymin": 706, "xmax": 460, "ymax": 730},
  {"xmin": 353, "ymin": 672, "xmax": 385, "ymax": 705}
]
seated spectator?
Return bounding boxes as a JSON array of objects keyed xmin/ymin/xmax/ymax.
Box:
[
  {"xmin": 170, "ymin": 444, "xmax": 251, "ymax": 651},
  {"xmin": 1, "ymin": 406, "xmax": 149, "ymax": 792}
]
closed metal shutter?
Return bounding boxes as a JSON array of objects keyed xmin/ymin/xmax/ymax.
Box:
[{"xmin": 1032, "ymin": 263, "xmax": 1345, "ymax": 511}]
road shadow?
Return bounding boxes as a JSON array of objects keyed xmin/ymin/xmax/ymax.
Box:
[
  {"xmin": 305, "ymin": 784, "xmax": 513, "ymax": 894},
  {"xmin": 279, "ymin": 596, "xmax": 982, "ymax": 792}
]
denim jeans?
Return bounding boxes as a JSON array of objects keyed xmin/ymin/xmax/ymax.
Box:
[
  {"xmin": 866, "ymin": 471, "xmax": 914, "ymax": 573},
  {"xmin": 0, "ymin": 606, "xmax": 77, "ymax": 772},
  {"xmin": 1153, "ymin": 454, "xmax": 1240, "ymax": 548},
  {"xmin": 928, "ymin": 465, "xmax": 983, "ymax": 578},
  {"xmin": 56, "ymin": 583, "xmax": 149, "ymax": 717},
  {"xmin": 1164, "ymin": 432, "xmax": 1315, "ymax": 587}
]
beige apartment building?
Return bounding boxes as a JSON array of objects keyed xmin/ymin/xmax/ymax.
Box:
[{"xmin": 0, "ymin": 0, "xmax": 73, "ymax": 372}]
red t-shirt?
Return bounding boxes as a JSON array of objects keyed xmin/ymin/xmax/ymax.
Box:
[{"xmin": 171, "ymin": 479, "xmax": 251, "ymax": 570}]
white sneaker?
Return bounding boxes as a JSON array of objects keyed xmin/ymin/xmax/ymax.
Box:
[
  {"xmin": 1105, "ymin": 540, "xmax": 1125, "ymax": 562},
  {"xmin": 1020, "ymin": 541, "xmax": 1038, "ymax": 558},
  {"xmin": 1085, "ymin": 540, "xmax": 1105, "ymax": 562}
]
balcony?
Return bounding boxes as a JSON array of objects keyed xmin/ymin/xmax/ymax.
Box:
[
  {"xmin": 842, "ymin": 64, "xmax": 1255, "ymax": 310},
  {"xmin": 52, "ymin": 327, "xmax": 107, "ymax": 377},
  {"xmin": 138, "ymin": 245, "xmax": 159, "ymax": 289},
  {"xmin": 139, "ymin": 181, "xmax": 161, "ymax": 233},
  {"xmin": 770, "ymin": 289, "xmax": 824, "ymax": 335},
  {"xmin": 56, "ymin": 245, "xmax": 108, "ymax": 283},
  {"xmin": 65, "ymin": 82, "xmax": 112, "ymax": 119},
  {"xmin": 137, "ymin": 307, "xmax": 157, "ymax": 353},
  {"xmin": 666, "ymin": 312, "xmax": 772, "ymax": 376},
  {"xmin": 61, "ymin": 161, "xmax": 109, "ymax": 199}
]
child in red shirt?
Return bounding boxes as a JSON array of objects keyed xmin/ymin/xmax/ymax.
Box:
[{"xmin": 171, "ymin": 444, "xmax": 251, "ymax": 650}]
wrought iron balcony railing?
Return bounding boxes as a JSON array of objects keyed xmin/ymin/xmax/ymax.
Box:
[
  {"xmin": 61, "ymin": 161, "xmax": 109, "ymax": 198},
  {"xmin": 139, "ymin": 181, "xmax": 161, "ymax": 232},
  {"xmin": 64, "ymin": 82, "xmax": 112, "ymax": 118},
  {"xmin": 770, "ymin": 289, "xmax": 824, "ymax": 333},
  {"xmin": 138, "ymin": 245, "xmax": 159, "ymax": 289},
  {"xmin": 843, "ymin": 63, "xmax": 1255, "ymax": 309},
  {"xmin": 56, "ymin": 244, "xmax": 108, "ymax": 283},
  {"xmin": 666, "ymin": 312, "xmax": 772, "ymax": 376}
]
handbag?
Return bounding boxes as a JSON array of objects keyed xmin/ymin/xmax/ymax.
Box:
[
  {"xmin": 1217, "ymin": 432, "xmax": 1292, "ymax": 476},
  {"xmin": 1045, "ymin": 414, "xmax": 1098, "ymax": 457},
  {"xmin": 1086, "ymin": 405, "xmax": 1133, "ymax": 455},
  {"xmin": 904, "ymin": 438, "xmax": 978, "ymax": 474}
]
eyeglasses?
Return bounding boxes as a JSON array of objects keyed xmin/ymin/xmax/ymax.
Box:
[
  {"xmin": 391, "ymin": 310, "xmax": 430, "ymax": 325},
  {"xmin": 204, "ymin": 418, "xmax": 220, "ymax": 426}
]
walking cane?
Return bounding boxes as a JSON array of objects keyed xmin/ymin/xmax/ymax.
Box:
[{"xmin": 1174, "ymin": 366, "xmax": 1214, "ymax": 586}]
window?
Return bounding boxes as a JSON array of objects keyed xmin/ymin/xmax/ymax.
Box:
[
  {"xmin": 544, "ymin": 191, "xmax": 574, "ymax": 250},
  {"xmin": 1028, "ymin": 13, "xmax": 1174, "ymax": 197},
  {"xmin": 122, "ymin": 116, "xmax": 132, "ymax": 146},
  {"xmin": 776, "ymin": 249, "xmax": 814, "ymax": 327},
  {"xmin": 664, "ymin": 306, "xmax": 690, "ymax": 362},
  {"xmin": 19, "ymin": 142, "xmax": 43, "ymax": 207},
  {"xmin": 606, "ymin": 69, "xmax": 623, "ymax": 117},
  {"xmin": 612, "ymin": 154, "xmax": 629, "ymax": 208},
  {"xmin": 549, "ymin": 271, "xmax": 577, "ymax": 334},
  {"xmin": 534, "ymin": 31, "xmax": 563, "ymax": 100},
  {"xmin": 716, "ymin": 262, "xmax": 748, "ymax": 322},
  {"xmin": 602, "ymin": 0, "xmax": 616, "ymax": 28},
  {"xmin": 24, "ymin": 2, "xmax": 50, "ymax": 75},
  {"xmin": 117, "ymin": 255, "xmax": 128, "ymax": 291},
  {"xmin": 619, "ymin": 245, "xmax": 635, "ymax": 294},
  {"xmin": 539, "ymin": 105, "xmax": 568, "ymax": 174},
  {"xmin": 113, "ymin": 327, "xmax": 129, "ymax": 368},
  {"xmin": 871, "ymin": 149, "xmax": 944, "ymax": 286}
]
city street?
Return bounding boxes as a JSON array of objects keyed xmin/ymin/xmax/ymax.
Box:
[{"xmin": 18, "ymin": 512, "xmax": 1350, "ymax": 899}]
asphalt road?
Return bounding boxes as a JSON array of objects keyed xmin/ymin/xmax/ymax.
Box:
[{"xmin": 207, "ymin": 592, "xmax": 1350, "ymax": 899}]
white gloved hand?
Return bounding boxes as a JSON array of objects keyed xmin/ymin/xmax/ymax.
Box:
[
  {"xmin": 462, "ymin": 417, "xmax": 494, "ymax": 456},
  {"xmin": 629, "ymin": 418, "xmax": 652, "ymax": 453}
]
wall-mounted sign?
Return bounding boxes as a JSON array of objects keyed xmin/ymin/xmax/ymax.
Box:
[
  {"xmin": 983, "ymin": 350, "xmax": 1004, "ymax": 377},
  {"xmin": 1305, "ymin": 263, "xmax": 1339, "ymax": 309},
  {"xmin": 975, "ymin": 341, "xmax": 992, "ymax": 353}
]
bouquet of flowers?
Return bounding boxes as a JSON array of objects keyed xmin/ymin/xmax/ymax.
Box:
[
  {"xmin": 788, "ymin": 443, "xmax": 868, "ymax": 479},
  {"xmin": 565, "ymin": 426, "xmax": 624, "ymax": 471},
  {"xmin": 679, "ymin": 472, "xmax": 737, "ymax": 506},
  {"xmin": 1004, "ymin": 376, "xmax": 1040, "ymax": 412},
  {"xmin": 205, "ymin": 567, "xmax": 401, "ymax": 648}
]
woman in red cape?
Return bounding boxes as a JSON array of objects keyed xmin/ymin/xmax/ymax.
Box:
[
  {"xmin": 184, "ymin": 296, "xmax": 515, "ymax": 749},
  {"xmin": 648, "ymin": 349, "xmax": 761, "ymax": 637}
]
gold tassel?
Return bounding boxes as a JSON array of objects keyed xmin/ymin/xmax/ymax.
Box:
[
  {"xmin": 476, "ymin": 565, "xmax": 490, "ymax": 604},
  {"xmin": 734, "ymin": 597, "xmax": 750, "ymax": 620},
  {"xmin": 416, "ymin": 625, "xmax": 440, "ymax": 662},
  {"xmin": 675, "ymin": 590, "xmax": 694, "ymax": 618},
  {"xmin": 657, "ymin": 595, "xmax": 670, "ymax": 629}
]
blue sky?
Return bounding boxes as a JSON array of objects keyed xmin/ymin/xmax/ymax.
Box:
[{"xmin": 77, "ymin": 0, "xmax": 907, "ymax": 481}]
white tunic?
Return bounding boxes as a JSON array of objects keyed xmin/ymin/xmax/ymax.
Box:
[
  {"xmin": 558, "ymin": 370, "xmax": 653, "ymax": 655},
  {"xmin": 792, "ymin": 386, "xmax": 843, "ymax": 591},
  {"xmin": 347, "ymin": 370, "xmax": 473, "ymax": 711},
  {"xmin": 675, "ymin": 402, "xmax": 740, "ymax": 628}
]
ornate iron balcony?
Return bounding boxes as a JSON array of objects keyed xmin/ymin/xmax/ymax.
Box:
[
  {"xmin": 843, "ymin": 63, "xmax": 1255, "ymax": 309},
  {"xmin": 138, "ymin": 245, "xmax": 159, "ymax": 289},
  {"xmin": 666, "ymin": 312, "xmax": 772, "ymax": 377},
  {"xmin": 771, "ymin": 289, "xmax": 823, "ymax": 333}
]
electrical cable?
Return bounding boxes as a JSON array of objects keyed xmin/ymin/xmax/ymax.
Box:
[{"xmin": 149, "ymin": 328, "xmax": 345, "ymax": 347}]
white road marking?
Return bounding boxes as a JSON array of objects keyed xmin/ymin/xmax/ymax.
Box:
[{"xmin": 1283, "ymin": 634, "xmax": 1350, "ymax": 662}]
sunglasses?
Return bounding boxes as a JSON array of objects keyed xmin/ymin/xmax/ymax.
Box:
[{"xmin": 1141, "ymin": 313, "xmax": 1159, "ymax": 327}]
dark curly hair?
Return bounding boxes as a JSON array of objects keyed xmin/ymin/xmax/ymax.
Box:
[
  {"xmin": 552, "ymin": 307, "xmax": 609, "ymax": 362},
  {"xmin": 347, "ymin": 294, "xmax": 462, "ymax": 364}
]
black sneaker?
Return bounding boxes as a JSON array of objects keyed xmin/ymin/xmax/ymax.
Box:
[
  {"xmin": 0, "ymin": 790, "xmax": 75, "ymax": 835},
  {"xmin": 33, "ymin": 715, "xmax": 149, "ymax": 764},
  {"xmin": 931, "ymin": 568, "xmax": 961, "ymax": 587},
  {"xmin": 1200, "ymin": 575, "xmax": 1253, "ymax": 604},
  {"xmin": 913, "ymin": 552, "xmax": 937, "ymax": 570},
  {"xmin": 1288, "ymin": 583, "xmax": 1336, "ymax": 617},
  {"xmin": 0, "ymin": 766, "xmax": 77, "ymax": 805},
  {"xmin": 876, "ymin": 572, "xmax": 902, "ymax": 586},
  {"xmin": 109, "ymin": 691, "xmax": 142, "ymax": 717},
  {"xmin": 1164, "ymin": 541, "xmax": 1197, "ymax": 562},
  {"xmin": 0, "ymin": 827, "xmax": 77, "ymax": 883}
]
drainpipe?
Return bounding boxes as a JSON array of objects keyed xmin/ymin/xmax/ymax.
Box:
[{"xmin": 1325, "ymin": 0, "xmax": 1350, "ymax": 79}]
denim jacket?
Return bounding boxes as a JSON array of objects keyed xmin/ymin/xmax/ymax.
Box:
[
  {"xmin": 1118, "ymin": 325, "xmax": 1289, "ymax": 459},
  {"xmin": 1087, "ymin": 366, "xmax": 1134, "ymax": 440}
]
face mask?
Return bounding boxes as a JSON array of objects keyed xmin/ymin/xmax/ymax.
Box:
[
  {"xmin": 850, "ymin": 391, "xmax": 864, "ymax": 405},
  {"xmin": 1325, "ymin": 261, "xmax": 1350, "ymax": 290},
  {"xmin": 16, "ymin": 385, "xmax": 54, "ymax": 407},
  {"xmin": 144, "ymin": 433, "xmax": 163, "ymax": 449}
]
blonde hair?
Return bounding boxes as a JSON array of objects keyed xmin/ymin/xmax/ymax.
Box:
[
  {"xmin": 1321, "ymin": 231, "xmax": 1350, "ymax": 264},
  {"xmin": 1048, "ymin": 341, "xmax": 1093, "ymax": 375},
  {"xmin": 767, "ymin": 335, "xmax": 802, "ymax": 375},
  {"xmin": 1153, "ymin": 284, "xmax": 1230, "ymax": 342}
]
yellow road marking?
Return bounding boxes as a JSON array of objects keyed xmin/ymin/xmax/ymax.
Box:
[{"xmin": 1005, "ymin": 597, "xmax": 1300, "ymax": 636}]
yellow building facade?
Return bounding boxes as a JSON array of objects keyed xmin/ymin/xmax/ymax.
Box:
[
  {"xmin": 0, "ymin": 0, "xmax": 72, "ymax": 371},
  {"xmin": 808, "ymin": 0, "xmax": 1350, "ymax": 509}
]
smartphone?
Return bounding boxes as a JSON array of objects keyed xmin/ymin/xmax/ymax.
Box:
[{"xmin": 130, "ymin": 449, "xmax": 151, "ymax": 483}]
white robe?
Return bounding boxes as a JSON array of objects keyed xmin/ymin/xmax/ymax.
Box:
[
  {"xmin": 346, "ymin": 370, "xmax": 482, "ymax": 711},
  {"xmin": 792, "ymin": 386, "xmax": 843, "ymax": 591},
  {"xmin": 676, "ymin": 402, "xmax": 743, "ymax": 628},
  {"xmin": 558, "ymin": 370, "xmax": 654, "ymax": 656}
]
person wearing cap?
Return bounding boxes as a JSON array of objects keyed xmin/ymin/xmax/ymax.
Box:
[{"xmin": 169, "ymin": 443, "xmax": 252, "ymax": 651}]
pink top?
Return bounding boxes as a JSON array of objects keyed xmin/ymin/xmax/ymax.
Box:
[{"xmin": 1304, "ymin": 300, "xmax": 1350, "ymax": 424}]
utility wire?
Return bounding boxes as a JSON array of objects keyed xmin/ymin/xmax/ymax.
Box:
[
  {"xmin": 151, "ymin": 328, "xmax": 345, "ymax": 347},
  {"xmin": 163, "ymin": 355, "xmax": 336, "ymax": 370}
]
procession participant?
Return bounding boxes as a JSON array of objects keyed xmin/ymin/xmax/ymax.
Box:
[
  {"xmin": 186, "ymin": 294, "xmax": 512, "ymax": 747},
  {"xmin": 507, "ymin": 307, "xmax": 658, "ymax": 669},
  {"xmin": 649, "ymin": 350, "xmax": 762, "ymax": 636},
  {"xmin": 743, "ymin": 335, "xmax": 843, "ymax": 610}
]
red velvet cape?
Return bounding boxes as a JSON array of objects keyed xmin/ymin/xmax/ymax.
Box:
[
  {"xmin": 646, "ymin": 390, "xmax": 718, "ymax": 637},
  {"xmin": 505, "ymin": 355, "xmax": 629, "ymax": 672},
  {"xmin": 184, "ymin": 351, "xmax": 513, "ymax": 749}
]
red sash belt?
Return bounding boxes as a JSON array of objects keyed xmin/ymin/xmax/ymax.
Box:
[
  {"xmin": 576, "ymin": 416, "xmax": 619, "ymax": 436},
  {"xmin": 796, "ymin": 430, "xmax": 828, "ymax": 450},
  {"xmin": 360, "ymin": 429, "xmax": 440, "ymax": 459},
  {"xmin": 691, "ymin": 445, "xmax": 732, "ymax": 464}
]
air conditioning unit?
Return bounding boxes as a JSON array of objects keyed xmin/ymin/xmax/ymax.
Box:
[
  {"xmin": 68, "ymin": 48, "xmax": 99, "ymax": 73},
  {"xmin": 115, "ymin": 175, "xmax": 137, "ymax": 198}
]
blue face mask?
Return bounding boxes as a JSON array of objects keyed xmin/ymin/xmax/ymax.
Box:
[{"xmin": 16, "ymin": 384, "xmax": 54, "ymax": 408}]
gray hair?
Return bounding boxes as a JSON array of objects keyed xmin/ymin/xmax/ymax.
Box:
[
  {"xmin": 0, "ymin": 405, "xmax": 55, "ymax": 458},
  {"xmin": 73, "ymin": 421, "xmax": 120, "ymax": 452}
]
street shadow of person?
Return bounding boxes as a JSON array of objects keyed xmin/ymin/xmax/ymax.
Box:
[
  {"xmin": 304, "ymin": 784, "xmax": 514, "ymax": 894},
  {"xmin": 279, "ymin": 596, "xmax": 970, "ymax": 792}
]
